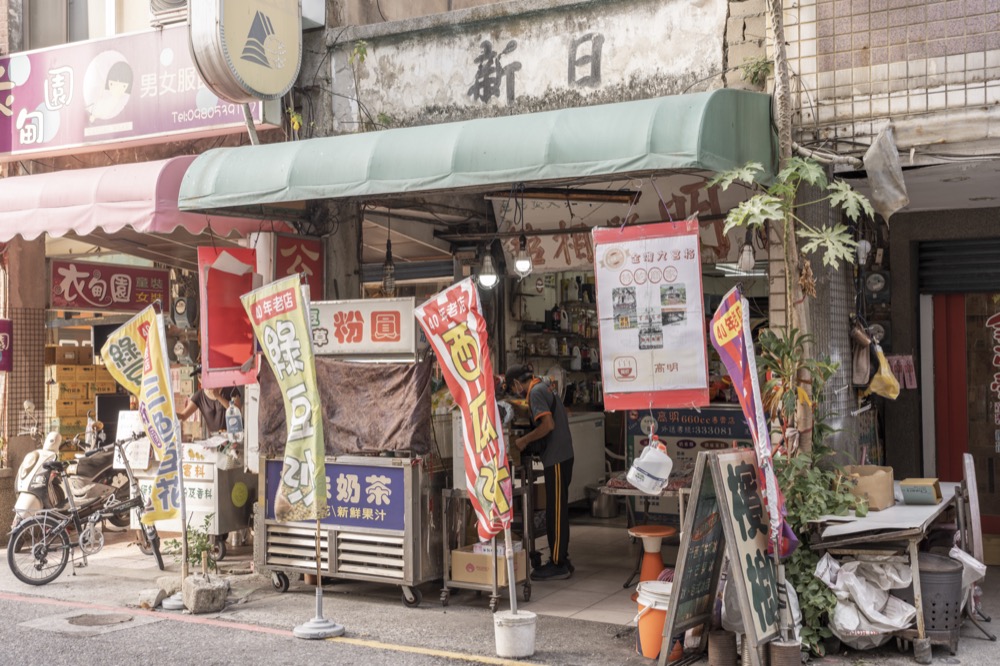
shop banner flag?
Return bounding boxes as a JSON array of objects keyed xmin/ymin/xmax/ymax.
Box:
[
  {"xmin": 709, "ymin": 286, "xmax": 796, "ymax": 558},
  {"xmin": 241, "ymin": 275, "xmax": 327, "ymax": 522},
  {"xmin": 101, "ymin": 307, "xmax": 155, "ymax": 396},
  {"xmin": 0, "ymin": 318, "xmax": 12, "ymax": 373},
  {"xmin": 100, "ymin": 307, "xmax": 184, "ymax": 524},
  {"xmin": 415, "ymin": 278, "xmax": 512, "ymax": 541}
]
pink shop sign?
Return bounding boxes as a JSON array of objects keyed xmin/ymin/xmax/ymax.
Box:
[
  {"xmin": 50, "ymin": 259, "xmax": 170, "ymax": 312},
  {"xmin": 0, "ymin": 24, "xmax": 276, "ymax": 161}
]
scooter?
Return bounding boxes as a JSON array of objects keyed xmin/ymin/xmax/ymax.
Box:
[{"xmin": 12, "ymin": 419, "xmax": 130, "ymax": 531}]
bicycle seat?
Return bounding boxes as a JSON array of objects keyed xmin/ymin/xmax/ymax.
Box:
[{"xmin": 42, "ymin": 459, "xmax": 69, "ymax": 472}]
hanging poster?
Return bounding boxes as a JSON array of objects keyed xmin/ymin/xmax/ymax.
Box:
[
  {"xmin": 275, "ymin": 234, "xmax": 325, "ymax": 301},
  {"xmin": 592, "ymin": 219, "xmax": 709, "ymax": 410},
  {"xmin": 415, "ymin": 278, "xmax": 512, "ymax": 541}
]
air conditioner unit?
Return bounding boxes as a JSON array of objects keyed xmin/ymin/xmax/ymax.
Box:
[{"xmin": 150, "ymin": 0, "xmax": 187, "ymax": 27}]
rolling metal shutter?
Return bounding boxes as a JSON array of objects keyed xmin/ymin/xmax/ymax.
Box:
[{"xmin": 918, "ymin": 239, "xmax": 1000, "ymax": 293}]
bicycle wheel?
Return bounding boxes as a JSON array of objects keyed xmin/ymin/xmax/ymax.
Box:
[{"xmin": 7, "ymin": 517, "xmax": 70, "ymax": 586}]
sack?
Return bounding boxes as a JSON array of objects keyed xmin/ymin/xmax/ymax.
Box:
[
  {"xmin": 851, "ymin": 323, "xmax": 878, "ymax": 387},
  {"xmin": 866, "ymin": 345, "xmax": 900, "ymax": 400}
]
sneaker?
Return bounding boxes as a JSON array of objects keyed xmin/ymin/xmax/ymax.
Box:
[{"xmin": 531, "ymin": 562, "xmax": 572, "ymax": 581}]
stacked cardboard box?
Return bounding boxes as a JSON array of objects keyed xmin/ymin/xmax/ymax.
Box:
[{"xmin": 44, "ymin": 345, "xmax": 119, "ymax": 437}]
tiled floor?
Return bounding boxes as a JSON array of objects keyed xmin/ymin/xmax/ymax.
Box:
[{"xmin": 520, "ymin": 515, "xmax": 667, "ymax": 626}]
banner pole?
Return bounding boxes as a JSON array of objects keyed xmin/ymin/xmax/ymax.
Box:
[{"xmin": 504, "ymin": 526, "xmax": 518, "ymax": 614}]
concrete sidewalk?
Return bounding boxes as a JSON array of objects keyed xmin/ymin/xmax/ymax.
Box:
[{"xmin": 1, "ymin": 531, "xmax": 998, "ymax": 665}]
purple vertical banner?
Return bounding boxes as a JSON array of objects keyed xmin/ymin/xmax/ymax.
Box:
[{"xmin": 0, "ymin": 318, "xmax": 12, "ymax": 372}]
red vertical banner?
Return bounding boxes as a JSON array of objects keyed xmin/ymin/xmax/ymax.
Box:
[
  {"xmin": 275, "ymin": 234, "xmax": 325, "ymax": 301},
  {"xmin": 415, "ymin": 279, "xmax": 512, "ymax": 540}
]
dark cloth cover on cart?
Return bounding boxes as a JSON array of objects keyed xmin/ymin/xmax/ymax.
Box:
[{"xmin": 257, "ymin": 357, "xmax": 432, "ymax": 457}]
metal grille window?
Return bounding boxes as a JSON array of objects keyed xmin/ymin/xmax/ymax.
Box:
[{"xmin": 918, "ymin": 239, "xmax": 1000, "ymax": 293}]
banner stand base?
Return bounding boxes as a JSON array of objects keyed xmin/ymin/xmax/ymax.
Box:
[{"xmin": 293, "ymin": 586, "xmax": 345, "ymax": 639}]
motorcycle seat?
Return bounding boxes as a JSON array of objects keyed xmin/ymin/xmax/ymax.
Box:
[{"xmin": 42, "ymin": 460, "xmax": 69, "ymax": 472}]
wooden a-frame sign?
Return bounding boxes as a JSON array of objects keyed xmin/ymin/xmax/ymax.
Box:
[{"xmin": 658, "ymin": 449, "xmax": 780, "ymax": 666}]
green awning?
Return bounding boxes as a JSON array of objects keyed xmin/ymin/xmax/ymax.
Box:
[{"xmin": 178, "ymin": 89, "xmax": 776, "ymax": 212}]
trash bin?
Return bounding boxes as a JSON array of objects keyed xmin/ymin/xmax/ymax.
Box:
[
  {"xmin": 586, "ymin": 483, "xmax": 618, "ymax": 519},
  {"xmin": 895, "ymin": 552, "xmax": 964, "ymax": 632}
]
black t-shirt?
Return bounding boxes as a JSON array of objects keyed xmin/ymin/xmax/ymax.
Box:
[{"xmin": 189, "ymin": 387, "xmax": 240, "ymax": 433}]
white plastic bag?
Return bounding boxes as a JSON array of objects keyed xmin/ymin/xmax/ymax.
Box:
[
  {"xmin": 627, "ymin": 435, "xmax": 673, "ymax": 494},
  {"xmin": 949, "ymin": 546, "xmax": 987, "ymax": 609}
]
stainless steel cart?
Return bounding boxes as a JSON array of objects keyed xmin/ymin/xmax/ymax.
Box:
[
  {"xmin": 439, "ymin": 458, "xmax": 536, "ymax": 612},
  {"xmin": 255, "ymin": 455, "xmax": 445, "ymax": 607}
]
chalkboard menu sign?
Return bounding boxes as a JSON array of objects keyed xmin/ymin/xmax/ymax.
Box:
[{"xmin": 659, "ymin": 450, "xmax": 779, "ymax": 666}]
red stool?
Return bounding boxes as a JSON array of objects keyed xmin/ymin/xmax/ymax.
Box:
[{"xmin": 625, "ymin": 524, "xmax": 677, "ymax": 592}]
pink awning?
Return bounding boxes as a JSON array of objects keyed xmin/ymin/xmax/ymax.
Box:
[{"xmin": 0, "ymin": 156, "xmax": 278, "ymax": 242}]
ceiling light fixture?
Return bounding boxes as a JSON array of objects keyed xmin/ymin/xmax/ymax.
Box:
[
  {"xmin": 737, "ymin": 228, "xmax": 756, "ymax": 273},
  {"xmin": 477, "ymin": 254, "xmax": 499, "ymax": 290},
  {"xmin": 513, "ymin": 234, "xmax": 532, "ymax": 278}
]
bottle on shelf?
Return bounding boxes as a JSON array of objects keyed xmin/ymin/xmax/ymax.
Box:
[{"xmin": 559, "ymin": 337, "xmax": 569, "ymax": 356}]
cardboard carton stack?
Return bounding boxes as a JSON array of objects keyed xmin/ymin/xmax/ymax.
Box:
[{"xmin": 44, "ymin": 344, "xmax": 117, "ymax": 438}]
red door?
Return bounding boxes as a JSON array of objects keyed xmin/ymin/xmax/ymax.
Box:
[{"xmin": 933, "ymin": 293, "xmax": 1000, "ymax": 533}]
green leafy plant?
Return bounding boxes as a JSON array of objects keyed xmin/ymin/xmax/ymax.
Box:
[
  {"xmin": 164, "ymin": 513, "xmax": 218, "ymax": 572},
  {"xmin": 347, "ymin": 40, "xmax": 390, "ymax": 132},
  {"xmin": 759, "ymin": 330, "xmax": 863, "ymax": 655},
  {"xmin": 740, "ymin": 56, "xmax": 773, "ymax": 88},
  {"xmin": 711, "ymin": 157, "xmax": 873, "ymax": 271}
]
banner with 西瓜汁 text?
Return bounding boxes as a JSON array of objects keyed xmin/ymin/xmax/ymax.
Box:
[
  {"xmin": 100, "ymin": 306, "xmax": 183, "ymax": 524},
  {"xmin": 709, "ymin": 286, "xmax": 796, "ymax": 558},
  {"xmin": 241, "ymin": 274, "xmax": 327, "ymax": 523},
  {"xmin": 592, "ymin": 219, "xmax": 710, "ymax": 410},
  {"xmin": 415, "ymin": 278, "xmax": 512, "ymax": 541}
]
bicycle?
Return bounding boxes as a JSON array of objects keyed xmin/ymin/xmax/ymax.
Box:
[{"xmin": 7, "ymin": 434, "xmax": 165, "ymax": 586}]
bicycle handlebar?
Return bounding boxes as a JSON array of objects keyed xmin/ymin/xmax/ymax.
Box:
[{"xmin": 83, "ymin": 431, "xmax": 145, "ymax": 457}]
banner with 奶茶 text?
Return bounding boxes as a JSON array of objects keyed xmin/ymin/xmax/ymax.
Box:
[
  {"xmin": 415, "ymin": 278, "xmax": 512, "ymax": 541},
  {"xmin": 241, "ymin": 274, "xmax": 327, "ymax": 523}
]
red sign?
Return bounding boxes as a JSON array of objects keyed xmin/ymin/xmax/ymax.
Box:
[
  {"xmin": 50, "ymin": 259, "xmax": 169, "ymax": 312},
  {"xmin": 0, "ymin": 318, "xmax": 11, "ymax": 373},
  {"xmin": 249, "ymin": 287, "xmax": 297, "ymax": 325},
  {"xmin": 415, "ymin": 279, "xmax": 512, "ymax": 541},
  {"xmin": 275, "ymin": 235, "xmax": 324, "ymax": 301}
]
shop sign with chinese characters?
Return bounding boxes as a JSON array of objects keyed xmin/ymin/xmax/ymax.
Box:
[
  {"xmin": 662, "ymin": 450, "xmax": 779, "ymax": 666},
  {"xmin": 264, "ymin": 460, "xmax": 405, "ymax": 532},
  {"xmin": 51, "ymin": 259, "xmax": 169, "ymax": 312},
  {"xmin": 0, "ymin": 24, "xmax": 276, "ymax": 161},
  {"xmin": 592, "ymin": 219, "xmax": 709, "ymax": 410},
  {"xmin": 310, "ymin": 298, "xmax": 416, "ymax": 358},
  {"xmin": 275, "ymin": 234, "xmax": 324, "ymax": 301}
]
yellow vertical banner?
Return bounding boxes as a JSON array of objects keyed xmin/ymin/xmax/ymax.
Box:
[
  {"xmin": 100, "ymin": 307, "xmax": 183, "ymax": 524},
  {"xmin": 241, "ymin": 275, "xmax": 327, "ymax": 522}
]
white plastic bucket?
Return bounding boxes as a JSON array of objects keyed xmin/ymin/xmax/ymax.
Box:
[
  {"xmin": 494, "ymin": 610, "xmax": 537, "ymax": 658},
  {"xmin": 627, "ymin": 444, "xmax": 673, "ymax": 495},
  {"xmin": 635, "ymin": 581, "xmax": 673, "ymax": 658}
]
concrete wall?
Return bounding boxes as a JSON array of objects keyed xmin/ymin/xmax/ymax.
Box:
[
  {"xmin": 334, "ymin": 0, "xmax": 501, "ymax": 25},
  {"xmin": 328, "ymin": 0, "xmax": 729, "ymax": 130}
]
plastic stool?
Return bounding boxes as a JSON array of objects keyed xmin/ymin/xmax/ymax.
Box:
[{"xmin": 624, "ymin": 524, "xmax": 677, "ymax": 589}]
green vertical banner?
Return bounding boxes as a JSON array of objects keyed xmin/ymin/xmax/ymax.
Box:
[{"xmin": 241, "ymin": 275, "xmax": 327, "ymax": 522}]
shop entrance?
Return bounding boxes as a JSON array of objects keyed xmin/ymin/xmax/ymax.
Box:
[{"xmin": 931, "ymin": 292, "xmax": 1000, "ymax": 534}]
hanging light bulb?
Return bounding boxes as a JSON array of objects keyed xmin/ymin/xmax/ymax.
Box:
[
  {"xmin": 478, "ymin": 254, "xmax": 499, "ymax": 289},
  {"xmin": 513, "ymin": 233, "xmax": 532, "ymax": 278},
  {"xmin": 856, "ymin": 239, "xmax": 872, "ymax": 266},
  {"xmin": 381, "ymin": 212, "xmax": 396, "ymax": 297},
  {"xmin": 737, "ymin": 229, "xmax": 756, "ymax": 273}
]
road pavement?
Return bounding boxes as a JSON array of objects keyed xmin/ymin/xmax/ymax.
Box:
[{"xmin": 0, "ymin": 531, "xmax": 997, "ymax": 665}]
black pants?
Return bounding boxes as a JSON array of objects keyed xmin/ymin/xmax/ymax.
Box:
[{"xmin": 543, "ymin": 458, "xmax": 573, "ymax": 566}]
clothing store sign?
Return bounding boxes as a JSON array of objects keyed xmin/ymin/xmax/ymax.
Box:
[
  {"xmin": 0, "ymin": 24, "xmax": 276, "ymax": 161},
  {"xmin": 309, "ymin": 298, "xmax": 416, "ymax": 358},
  {"xmin": 592, "ymin": 219, "xmax": 709, "ymax": 410},
  {"xmin": 51, "ymin": 259, "xmax": 170, "ymax": 312}
]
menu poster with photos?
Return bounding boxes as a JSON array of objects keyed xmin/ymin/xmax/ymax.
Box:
[{"xmin": 592, "ymin": 219, "xmax": 710, "ymax": 410}]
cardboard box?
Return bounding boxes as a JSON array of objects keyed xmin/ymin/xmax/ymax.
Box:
[
  {"xmin": 53, "ymin": 345, "xmax": 80, "ymax": 365},
  {"xmin": 93, "ymin": 380, "xmax": 118, "ymax": 395},
  {"xmin": 77, "ymin": 365, "xmax": 96, "ymax": 381},
  {"xmin": 900, "ymin": 478, "xmax": 942, "ymax": 505},
  {"xmin": 49, "ymin": 399, "xmax": 77, "ymax": 417},
  {"xmin": 47, "ymin": 365, "xmax": 79, "ymax": 382},
  {"xmin": 47, "ymin": 382, "xmax": 89, "ymax": 400},
  {"xmin": 845, "ymin": 465, "xmax": 895, "ymax": 511},
  {"xmin": 473, "ymin": 540, "xmax": 524, "ymax": 556},
  {"xmin": 94, "ymin": 365, "xmax": 113, "ymax": 382},
  {"xmin": 75, "ymin": 399, "xmax": 94, "ymax": 418},
  {"xmin": 451, "ymin": 545, "xmax": 526, "ymax": 586}
]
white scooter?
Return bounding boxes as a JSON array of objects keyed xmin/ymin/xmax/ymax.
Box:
[{"xmin": 11, "ymin": 420, "xmax": 129, "ymax": 531}]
